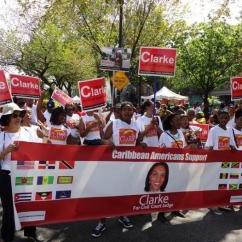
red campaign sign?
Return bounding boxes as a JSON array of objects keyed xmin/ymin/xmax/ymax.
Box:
[
  {"xmin": 78, "ymin": 77, "xmax": 106, "ymax": 111},
  {"xmin": 10, "ymin": 74, "xmax": 41, "ymax": 99},
  {"xmin": 138, "ymin": 47, "xmax": 177, "ymax": 77},
  {"xmin": 190, "ymin": 124, "xmax": 209, "ymax": 142},
  {"xmin": 231, "ymin": 77, "xmax": 242, "ymax": 100},
  {"xmin": 51, "ymin": 88, "xmax": 73, "ymax": 106},
  {"xmin": 0, "ymin": 70, "xmax": 12, "ymax": 105}
]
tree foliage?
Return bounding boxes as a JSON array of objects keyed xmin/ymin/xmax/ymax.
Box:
[
  {"xmin": 1, "ymin": 0, "xmax": 241, "ymax": 104},
  {"xmin": 172, "ymin": 21, "xmax": 242, "ymax": 104}
]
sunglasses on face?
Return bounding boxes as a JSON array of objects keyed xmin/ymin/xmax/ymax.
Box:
[{"xmin": 12, "ymin": 111, "xmax": 25, "ymax": 118}]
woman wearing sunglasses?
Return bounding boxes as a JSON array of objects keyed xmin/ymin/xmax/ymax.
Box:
[{"xmin": 0, "ymin": 103, "xmax": 43, "ymax": 242}]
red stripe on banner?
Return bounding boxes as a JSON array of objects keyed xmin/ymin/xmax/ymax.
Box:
[
  {"xmin": 12, "ymin": 142, "xmax": 242, "ymax": 163},
  {"xmin": 17, "ymin": 190, "xmax": 242, "ymax": 227}
]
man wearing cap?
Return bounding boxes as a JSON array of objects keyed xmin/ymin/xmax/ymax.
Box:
[{"xmin": 0, "ymin": 103, "xmax": 43, "ymax": 242}]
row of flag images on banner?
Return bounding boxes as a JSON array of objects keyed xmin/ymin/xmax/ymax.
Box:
[
  {"xmin": 15, "ymin": 160, "xmax": 75, "ymax": 202},
  {"xmin": 219, "ymin": 162, "xmax": 242, "ymax": 190},
  {"xmin": 221, "ymin": 162, "xmax": 242, "ymax": 169},
  {"xmin": 17, "ymin": 160, "xmax": 76, "ymax": 169},
  {"xmin": 15, "ymin": 176, "xmax": 73, "ymax": 185},
  {"xmin": 15, "ymin": 190, "xmax": 72, "ymax": 202}
]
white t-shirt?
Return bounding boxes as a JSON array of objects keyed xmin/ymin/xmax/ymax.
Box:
[
  {"xmin": 24, "ymin": 125, "xmax": 43, "ymax": 143},
  {"xmin": 159, "ymin": 129, "xmax": 186, "ymax": 148},
  {"xmin": 48, "ymin": 124, "xmax": 71, "ymax": 145},
  {"xmin": 136, "ymin": 115, "xmax": 163, "ymax": 147},
  {"xmin": 112, "ymin": 119, "xmax": 139, "ymax": 146},
  {"xmin": 81, "ymin": 114, "xmax": 101, "ymax": 140},
  {"xmin": 226, "ymin": 116, "xmax": 235, "ymax": 129},
  {"xmin": 66, "ymin": 114, "xmax": 80, "ymax": 138},
  {"xmin": 109, "ymin": 113, "xmax": 116, "ymax": 122},
  {"xmin": 205, "ymin": 125, "xmax": 230, "ymax": 150},
  {"xmin": 31, "ymin": 104, "xmax": 38, "ymax": 125},
  {"xmin": 0, "ymin": 127, "xmax": 39, "ymax": 171},
  {"xmin": 229, "ymin": 127, "xmax": 242, "ymax": 150},
  {"xmin": 43, "ymin": 110, "xmax": 52, "ymax": 127}
]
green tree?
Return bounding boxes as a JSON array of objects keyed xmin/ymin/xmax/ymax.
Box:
[
  {"xmin": 172, "ymin": 21, "xmax": 242, "ymax": 116},
  {"xmin": 1, "ymin": 0, "xmax": 188, "ymax": 97},
  {"xmin": 0, "ymin": 23, "xmax": 97, "ymax": 95}
]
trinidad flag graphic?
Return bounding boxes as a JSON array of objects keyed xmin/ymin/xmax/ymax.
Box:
[
  {"xmin": 231, "ymin": 162, "xmax": 240, "ymax": 168},
  {"xmin": 59, "ymin": 160, "xmax": 75, "ymax": 169}
]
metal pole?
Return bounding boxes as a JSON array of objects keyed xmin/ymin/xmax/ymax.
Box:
[
  {"xmin": 116, "ymin": 0, "xmax": 124, "ymax": 103},
  {"xmin": 153, "ymin": 77, "xmax": 157, "ymax": 115},
  {"xmin": 118, "ymin": 0, "xmax": 123, "ymax": 48}
]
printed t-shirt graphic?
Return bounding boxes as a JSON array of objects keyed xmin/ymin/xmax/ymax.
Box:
[
  {"xmin": 159, "ymin": 129, "xmax": 185, "ymax": 148},
  {"xmin": 235, "ymin": 134, "xmax": 242, "ymax": 147},
  {"xmin": 81, "ymin": 114, "xmax": 101, "ymax": 140},
  {"xmin": 50, "ymin": 128, "xmax": 67, "ymax": 141},
  {"xmin": 205, "ymin": 125, "xmax": 230, "ymax": 150},
  {"xmin": 136, "ymin": 115, "xmax": 163, "ymax": 147},
  {"xmin": 119, "ymin": 129, "xmax": 137, "ymax": 145},
  {"xmin": 171, "ymin": 140, "xmax": 183, "ymax": 148},
  {"xmin": 218, "ymin": 136, "xmax": 230, "ymax": 150},
  {"xmin": 112, "ymin": 119, "xmax": 139, "ymax": 146},
  {"xmin": 86, "ymin": 121, "xmax": 99, "ymax": 132},
  {"xmin": 144, "ymin": 125, "xmax": 157, "ymax": 137},
  {"xmin": 66, "ymin": 114, "xmax": 80, "ymax": 137},
  {"xmin": 48, "ymin": 124, "xmax": 71, "ymax": 145},
  {"xmin": 229, "ymin": 128, "xmax": 242, "ymax": 150}
]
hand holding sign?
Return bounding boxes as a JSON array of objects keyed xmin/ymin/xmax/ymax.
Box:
[
  {"xmin": 0, "ymin": 70, "xmax": 12, "ymax": 105},
  {"xmin": 10, "ymin": 74, "xmax": 41, "ymax": 99},
  {"xmin": 51, "ymin": 88, "xmax": 73, "ymax": 107},
  {"xmin": 231, "ymin": 77, "xmax": 242, "ymax": 100},
  {"xmin": 138, "ymin": 47, "xmax": 177, "ymax": 77},
  {"xmin": 78, "ymin": 77, "xmax": 107, "ymax": 111}
]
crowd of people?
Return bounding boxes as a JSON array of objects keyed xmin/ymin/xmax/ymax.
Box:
[{"xmin": 0, "ymin": 91, "xmax": 241, "ymax": 241}]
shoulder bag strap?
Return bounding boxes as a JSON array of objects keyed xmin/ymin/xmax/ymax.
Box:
[{"xmin": 165, "ymin": 131, "xmax": 181, "ymax": 148}]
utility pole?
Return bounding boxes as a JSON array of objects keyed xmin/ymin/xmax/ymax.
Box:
[
  {"xmin": 116, "ymin": 0, "xmax": 124, "ymax": 103},
  {"xmin": 118, "ymin": 0, "xmax": 124, "ymax": 48}
]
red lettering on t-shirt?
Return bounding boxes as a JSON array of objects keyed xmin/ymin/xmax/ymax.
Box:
[
  {"xmin": 50, "ymin": 128, "xmax": 67, "ymax": 141},
  {"xmin": 119, "ymin": 129, "xmax": 137, "ymax": 145}
]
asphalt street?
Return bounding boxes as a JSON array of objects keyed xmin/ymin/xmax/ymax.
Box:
[{"xmin": 2, "ymin": 208, "xmax": 242, "ymax": 242}]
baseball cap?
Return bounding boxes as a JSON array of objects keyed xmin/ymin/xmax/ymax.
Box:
[
  {"xmin": 47, "ymin": 99, "xmax": 55, "ymax": 109},
  {"xmin": 1, "ymin": 103, "xmax": 24, "ymax": 116}
]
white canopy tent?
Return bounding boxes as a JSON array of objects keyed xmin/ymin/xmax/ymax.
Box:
[
  {"xmin": 142, "ymin": 86, "xmax": 188, "ymax": 101},
  {"xmin": 72, "ymin": 95, "xmax": 80, "ymax": 104}
]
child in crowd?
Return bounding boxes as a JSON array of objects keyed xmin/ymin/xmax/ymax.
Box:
[{"xmin": 205, "ymin": 110, "xmax": 231, "ymax": 215}]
